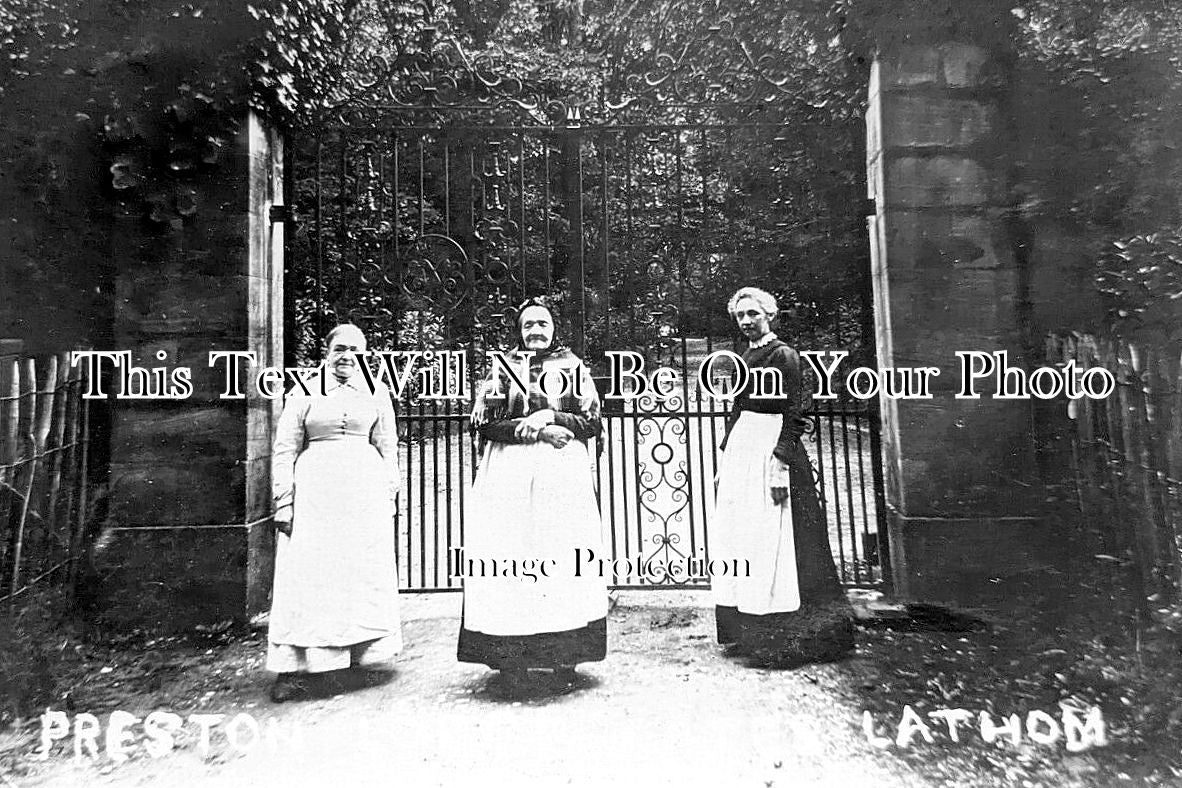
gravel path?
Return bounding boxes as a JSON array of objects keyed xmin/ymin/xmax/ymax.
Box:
[{"xmin": 8, "ymin": 592, "xmax": 918, "ymax": 788}]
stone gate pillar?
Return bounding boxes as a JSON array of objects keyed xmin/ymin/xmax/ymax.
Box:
[
  {"xmin": 866, "ymin": 41, "xmax": 1055, "ymax": 602},
  {"xmin": 91, "ymin": 111, "xmax": 284, "ymax": 629}
]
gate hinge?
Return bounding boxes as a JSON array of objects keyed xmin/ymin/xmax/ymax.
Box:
[{"xmin": 269, "ymin": 205, "xmax": 296, "ymax": 224}]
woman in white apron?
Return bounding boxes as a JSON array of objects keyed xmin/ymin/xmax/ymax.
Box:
[
  {"xmin": 267, "ymin": 323, "xmax": 402, "ymax": 701},
  {"xmin": 711, "ymin": 287, "xmax": 853, "ymax": 668},
  {"xmin": 458, "ymin": 299, "xmax": 607, "ymax": 691}
]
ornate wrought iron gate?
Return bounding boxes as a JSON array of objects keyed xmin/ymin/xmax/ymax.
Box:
[{"xmin": 286, "ymin": 14, "xmax": 889, "ymax": 592}]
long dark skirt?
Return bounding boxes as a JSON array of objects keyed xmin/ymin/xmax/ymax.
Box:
[
  {"xmin": 458, "ymin": 438, "xmax": 609, "ymax": 670},
  {"xmin": 715, "ymin": 438, "xmax": 854, "ymax": 668},
  {"xmin": 458, "ymin": 608, "xmax": 607, "ymax": 669}
]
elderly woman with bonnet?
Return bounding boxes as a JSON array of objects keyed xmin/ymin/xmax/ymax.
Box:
[
  {"xmin": 458, "ymin": 298, "xmax": 607, "ymax": 691},
  {"xmin": 711, "ymin": 286, "xmax": 854, "ymax": 668},
  {"xmin": 266, "ymin": 323, "xmax": 402, "ymax": 702}
]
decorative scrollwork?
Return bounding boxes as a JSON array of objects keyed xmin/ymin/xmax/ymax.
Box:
[
  {"xmin": 325, "ymin": 0, "xmax": 802, "ymax": 127},
  {"xmin": 329, "ymin": 16, "xmax": 572, "ymax": 124},
  {"xmin": 605, "ymin": 26, "xmax": 803, "ymax": 120},
  {"xmin": 631, "ymin": 393, "xmax": 699, "ymax": 581}
]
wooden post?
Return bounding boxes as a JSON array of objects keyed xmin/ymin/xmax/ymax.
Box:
[
  {"xmin": 2, "ymin": 358, "xmax": 17, "ymax": 484},
  {"xmin": 59, "ymin": 358, "xmax": 82, "ymax": 587},
  {"xmin": 12, "ymin": 356, "xmax": 57, "ymax": 596},
  {"xmin": 68, "ymin": 393, "xmax": 90, "ymax": 593},
  {"xmin": 45, "ymin": 352, "xmax": 70, "ymax": 547}
]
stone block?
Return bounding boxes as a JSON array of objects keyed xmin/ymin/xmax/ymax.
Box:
[
  {"xmin": 892, "ymin": 398, "xmax": 1037, "ymax": 517},
  {"xmin": 244, "ymin": 454, "xmax": 271, "ymax": 523},
  {"xmin": 885, "ymin": 156, "xmax": 993, "ymax": 208},
  {"xmin": 938, "ymin": 42, "xmax": 991, "ymax": 88},
  {"xmin": 246, "ymin": 394, "xmax": 279, "ymax": 454},
  {"xmin": 878, "ymin": 268, "xmax": 1023, "ymax": 360},
  {"xmin": 875, "ymin": 394, "xmax": 903, "ymax": 510},
  {"xmin": 102, "ymin": 335, "xmax": 259, "ymax": 405},
  {"xmin": 882, "ymin": 208, "xmax": 1014, "ymax": 271},
  {"xmin": 867, "ymin": 153, "xmax": 884, "ymax": 208},
  {"xmin": 878, "ymin": 44, "xmax": 942, "ymax": 88},
  {"xmin": 114, "ymin": 271, "xmax": 250, "ymax": 338},
  {"xmin": 865, "ymin": 89, "xmax": 883, "ymax": 162},
  {"xmin": 111, "ymin": 403, "xmax": 245, "ymax": 463},
  {"xmin": 82, "ymin": 526, "xmax": 249, "ymax": 631},
  {"xmin": 877, "ymin": 42, "xmax": 993, "ymax": 91},
  {"xmin": 887, "ymin": 513, "xmax": 1060, "ymax": 604},
  {"xmin": 883, "ymin": 94, "xmax": 999, "ymax": 150},
  {"xmin": 246, "ymin": 518, "xmax": 275, "ymax": 616},
  {"xmin": 108, "ymin": 457, "xmax": 245, "ymax": 527}
]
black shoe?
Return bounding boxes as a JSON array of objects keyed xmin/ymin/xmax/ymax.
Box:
[
  {"xmin": 722, "ymin": 641, "xmax": 747, "ymax": 658},
  {"xmin": 553, "ymin": 665, "xmax": 579, "ymax": 683},
  {"xmin": 269, "ymin": 673, "xmax": 308, "ymax": 703},
  {"xmin": 499, "ymin": 666, "xmax": 530, "ymax": 695},
  {"xmin": 552, "ymin": 666, "xmax": 581, "ymax": 694}
]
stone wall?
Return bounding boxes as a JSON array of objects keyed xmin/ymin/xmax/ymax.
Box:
[
  {"xmin": 89, "ymin": 112, "xmax": 283, "ymax": 630},
  {"xmin": 867, "ymin": 42, "xmax": 1067, "ymax": 602}
]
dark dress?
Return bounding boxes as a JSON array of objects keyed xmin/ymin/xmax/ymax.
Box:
[
  {"xmin": 457, "ymin": 347, "xmax": 608, "ymax": 669},
  {"xmin": 712, "ymin": 336, "xmax": 854, "ymax": 667}
]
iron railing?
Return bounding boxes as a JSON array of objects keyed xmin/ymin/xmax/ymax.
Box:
[{"xmin": 391, "ymin": 390, "xmax": 887, "ymax": 592}]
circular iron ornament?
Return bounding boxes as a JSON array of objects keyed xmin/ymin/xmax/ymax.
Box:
[
  {"xmin": 399, "ymin": 234, "xmax": 471, "ymax": 313},
  {"xmin": 358, "ymin": 261, "xmax": 385, "ymax": 288},
  {"xmin": 633, "ymin": 390, "xmax": 695, "ymax": 563}
]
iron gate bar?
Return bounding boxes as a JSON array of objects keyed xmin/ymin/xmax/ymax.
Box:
[{"xmin": 829, "ymin": 407, "xmax": 844, "ymax": 579}]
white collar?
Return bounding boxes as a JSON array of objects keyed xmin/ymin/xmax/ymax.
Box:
[
  {"xmin": 325, "ymin": 375, "xmax": 360, "ymax": 393},
  {"xmin": 749, "ymin": 331, "xmax": 778, "ymax": 349}
]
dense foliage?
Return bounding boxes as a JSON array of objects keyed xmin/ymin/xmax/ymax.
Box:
[
  {"xmin": 1014, "ymin": 1, "xmax": 1182, "ymax": 339},
  {"xmin": 1097, "ymin": 229, "xmax": 1182, "ymax": 341},
  {"xmin": 5, "ymin": 0, "xmax": 1180, "ymax": 351}
]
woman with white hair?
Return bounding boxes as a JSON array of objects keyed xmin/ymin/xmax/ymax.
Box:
[
  {"xmin": 711, "ymin": 286, "xmax": 853, "ymax": 668},
  {"xmin": 266, "ymin": 323, "xmax": 402, "ymax": 702}
]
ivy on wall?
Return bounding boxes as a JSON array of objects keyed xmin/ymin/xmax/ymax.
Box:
[
  {"xmin": 0, "ymin": 0, "xmax": 362, "ymax": 230},
  {"xmin": 0, "ymin": 0, "xmax": 364, "ymax": 346}
]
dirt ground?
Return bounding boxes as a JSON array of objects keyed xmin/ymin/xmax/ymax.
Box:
[{"xmin": 0, "ymin": 589, "xmax": 1166, "ymax": 788}]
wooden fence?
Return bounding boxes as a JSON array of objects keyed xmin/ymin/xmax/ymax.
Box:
[
  {"xmin": 0, "ymin": 349, "xmax": 97, "ymax": 605},
  {"xmin": 1049, "ymin": 333, "xmax": 1182, "ymax": 611}
]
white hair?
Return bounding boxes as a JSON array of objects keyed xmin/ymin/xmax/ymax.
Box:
[
  {"xmin": 325, "ymin": 323, "xmax": 367, "ymax": 348},
  {"xmin": 727, "ymin": 287, "xmax": 778, "ymax": 318}
]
